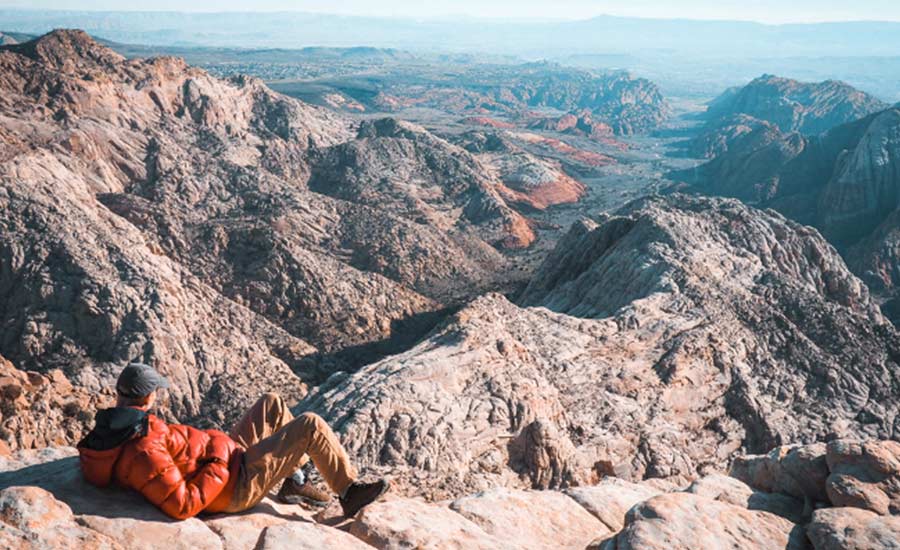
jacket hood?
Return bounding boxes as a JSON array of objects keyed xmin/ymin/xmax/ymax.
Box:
[{"xmin": 77, "ymin": 407, "xmax": 149, "ymax": 487}]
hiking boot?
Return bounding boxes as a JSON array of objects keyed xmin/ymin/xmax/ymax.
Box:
[
  {"xmin": 339, "ymin": 479, "xmax": 390, "ymax": 518},
  {"xmin": 277, "ymin": 477, "xmax": 331, "ymax": 508}
]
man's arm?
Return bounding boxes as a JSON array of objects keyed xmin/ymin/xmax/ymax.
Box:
[{"xmin": 132, "ymin": 447, "xmax": 230, "ymax": 520}]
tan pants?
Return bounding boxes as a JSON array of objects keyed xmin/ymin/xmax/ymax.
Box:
[{"xmin": 223, "ymin": 393, "xmax": 357, "ymax": 512}]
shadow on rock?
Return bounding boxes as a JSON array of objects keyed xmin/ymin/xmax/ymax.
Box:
[{"xmin": 0, "ymin": 454, "xmax": 176, "ymax": 522}]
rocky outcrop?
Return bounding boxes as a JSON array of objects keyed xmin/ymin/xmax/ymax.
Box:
[
  {"xmin": 678, "ymin": 122, "xmax": 806, "ymax": 203},
  {"xmin": 681, "ymin": 107, "xmax": 900, "ymax": 321},
  {"xmin": 348, "ymin": 497, "xmax": 511, "ymax": 549},
  {"xmin": 816, "ymin": 109, "xmax": 900, "ymax": 246},
  {"xmin": 0, "ymin": 447, "xmax": 610, "ymax": 550},
  {"xmin": 301, "ymin": 194, "xmax": 899, "ymax": 499},
  {"xmin": 598, "ymin": 492, "xmax": 809, "ymax": 550},
  {"xmin": 807, "ymin": 507, "xmax": 900, "ymax": 550},
  {"xmin": 731, "ymin": 443, "xmax": 830, "ymax": 503},
  {"xmin": 452, "ymin": 130, "xmax": 587, "ymax": 211},
  {"xmin": 733, "ymin": 440, "xmax": 900, "ymax": 517},
  {"xmin": 686, "ymin": 474, "xmax": 806, "ymax": 523},
  {"xmin": 729, "ymin": 440, "xmax": 900, "ymax": 548},
  {"xmin": 526, "ymin": 110, "xmax": 614, "ymax": 140},
  {"xmin": 0, "ymin": 32, "xmax": 25, "ymax": 46},
  {"xmin": 339, "ymin": 64, "xmax": 669, "ymax": 135},
  {"xmin": 826, "ymin": 440, "xmax": 900, "ymax": 515},
  {"xmin": 449, "ymin": 488, "xmax": 610, "ymax": 549},
  {"xmin": 502, "ymin": 70, "xmax": 669, "ymax": 135},
  {"xmin": 6, "ymin": 440, "xmax": 900, "ymax": 549},
  {"xmin": 705, "ymin": 74, "xmax": 887, "ymax": 136},
  {"xmin": 565, "ymin": 478, "xmax": 662, "ymax": 531},
  {"xmin": 847, "ymin": 209, "xmax": 900, "ymax": 293},
  {"xmin": 309, "ymin": 118, "xmax": 535, "ymax": 248},
  {"xmin": 0, "ymin": 355, "xmax": 101, "ymax": 453},
  {"xmin": 688, "ymin": 113, "xmax": 781, "ymax": 159}
]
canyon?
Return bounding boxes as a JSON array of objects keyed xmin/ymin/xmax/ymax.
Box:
[{"xmin": 1, "ymin": 28, "xmax": 899, "ymax": 550}]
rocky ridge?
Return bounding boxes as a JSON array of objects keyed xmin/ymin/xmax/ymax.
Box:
[
  {"xmin": 0, "ymin": 29, "xmax": 544, "ymax": 443},
  {"xmin": 526, "ymin": 110, "xmax": 615, "ymax": 140},
  {"xmin": 688, "ymin": 75, "xmax": 886, "ymax": 164},
  {"xmin": 301, "ymin": 193, "xmax": 899, "ymax": 500},
  {"xmin": 706, "ymin": 74, "xmax": 887, "ymax": 136},
  {"xmin": 342, "ymin": 65, "xmax": 670, "ymax": 135},
  {"xmin": 451, "ymin": 130, "xmax": 589, "ymax": 211},
  {"xmin": 679, "ymin": 106, "xmax": 900, "ymax": 323}
]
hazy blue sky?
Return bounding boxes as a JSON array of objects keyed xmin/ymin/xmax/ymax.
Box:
[{"xmin": 4, "ymin": 0, "xmax": 900, "ymax": 24}]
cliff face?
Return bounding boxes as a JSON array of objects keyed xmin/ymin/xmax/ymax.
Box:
[
  {"xmin": 302, "ymin": 194, "xmax": 898, "ymax": 500},
  {"xmin": 0, "ymin": 30, "xmax": 540, "ymax": 440},
  {"xmin": 817, "ymin": 109, "xmax": 900, "ymax": 245}
]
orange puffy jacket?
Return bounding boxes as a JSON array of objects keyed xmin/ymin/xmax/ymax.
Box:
[{"xmin": 77, "ymin": 407, "xmax": 243, "ymax": 519}]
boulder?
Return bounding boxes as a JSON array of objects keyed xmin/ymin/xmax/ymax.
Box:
[
  {"xmin": 449, "ymin": 487, "xmax": 610, "ymax": 550},
  {"xmin": 687, "ymin": 473, "xmax": 806, "ymax": 522},
  {"xmin": 826, "ymin": 439, "xmax": 900, "ymax": 514},
  {"xmin": 258, "ymin": 521, "xmax": 374, "ymax": 549},
  {"xmin": 565, "ymin": 478, "xmax": 662, "ymax": 531},
  {"xmin": 807, "ymin": 507, "xmax": 900, "ymax": 550},
  {"xmin": 599, "ymin": 492, "xmax": 808, "ymax": 550},
  {"xmin": 731, "ymin": 443, "xmax": 830, "ymax": 502},
  {"xmin": 349, "ymin": 497, "xmax": 511, "ymax": 549},
  {"xmin": 0, "ymin": 485, "xmax": 121, "ymax": 550},
  {"xmin": 0, "ymin": 449, "xmax": 225, "ymax": 549},
  {"xmin": 201, "ymin": 500, "xmax": 317, "ymax": 550}
]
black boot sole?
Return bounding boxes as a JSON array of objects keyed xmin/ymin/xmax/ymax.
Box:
[{"xmin": 341, "ymin": 480, "xmax": 391, "ymax": 519}]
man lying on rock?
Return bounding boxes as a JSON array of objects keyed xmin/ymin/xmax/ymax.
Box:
[{"xmin": 77, "ymin": 363, "xmax": 389, "ymax": 520}]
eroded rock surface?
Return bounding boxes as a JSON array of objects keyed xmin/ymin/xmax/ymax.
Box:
[
  {"xmin": 807, "ymin": 507, "xmax": 900, "ymax": 550},
  {"xmin": 0, "ymin": 355, "xmax": 101, "ymax": 452},
  {"xmin": 565, "ymin": 478, "xmax": 662, "ymax": 531},
  {"xmin": 680, "ymin": 105, "xmax": 900, "ymax": 323},
  {"xmin": 598, "ymin": 492, "xmax": 809, "ymax": 550},
  {"xmin": 0, "ymin": 448, "xmax": 629, "ymax": 550},
  {"xmin": 731, "ymin": 443, "xmax": 830, "ymax": 503},
  {"xmin": 0, "ymin": 30, "xmax": 544, "ymax": 442},
  {"xmin": 826, "ymin": 439, "xmax": 900, "ymax": 515},
  {"xmin": 304, "ymin": 194, "xmax": 899, "ymax": 499},
  {"xmin": 349, "ymin": 497, "xmax": 511, "ymax": 550},
  {"xmin": 704, "ymin": 74, "xmax": 886, "ymax": 136},
  {"xmin": 449, "ymin": 488, "xmax": 609, "ymax": 550},
  {"xmin": 687, "ymin": 473, "xmax": 806, "ymax": 523},
  {"xmin": 5, "ymin": 442, "xmax": 900, "ymax": 549}
]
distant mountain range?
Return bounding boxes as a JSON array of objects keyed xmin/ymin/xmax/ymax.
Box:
[
  {"xmin": 2, "ymin": 10, "xmax": 900, "ymax": 58},
  {"xmin": 3, "ymin": 10, "xmax": 900, "ymax": 101}
]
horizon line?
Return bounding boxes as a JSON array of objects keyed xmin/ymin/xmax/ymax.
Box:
[{"xmin": 1, "ymin": 7, "xmax": 900, "ymax": 27}]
